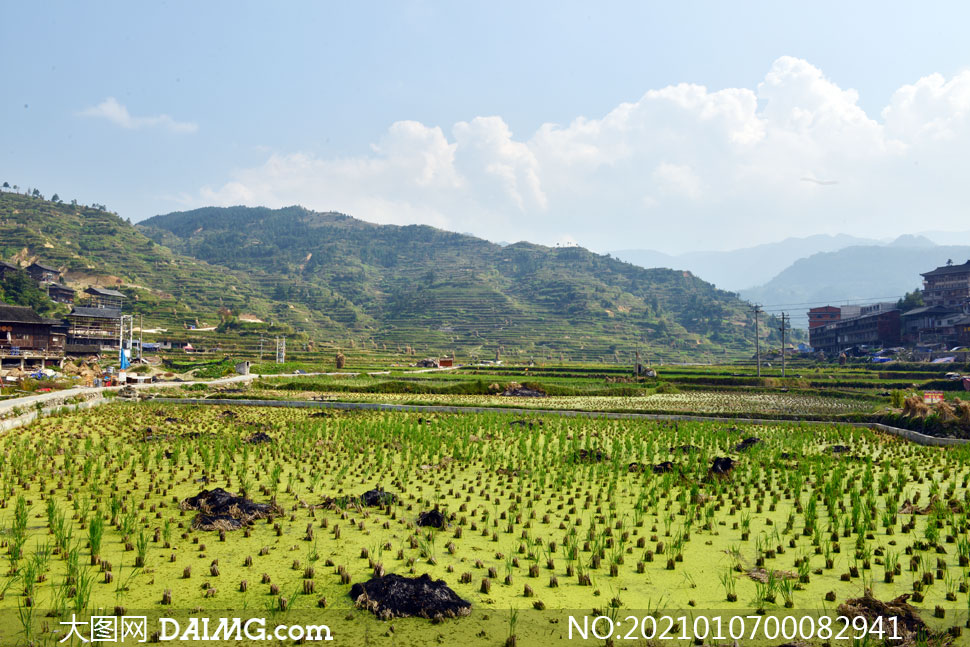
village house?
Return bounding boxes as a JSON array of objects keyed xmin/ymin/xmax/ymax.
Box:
[
  {"xmin": 47, "ymin": 283, "xmax": 75, "ymax": 304},
  {"xmin": 807, "ymin": 305, "xmax": 840, "ymax": 329},
  {"xmin": 921, "ymin": 259, "xmax": 970, "ymax": 310},
  {"xmin": 66, "ymin": 305, "xmax": 122, "ymax": 349},
  {"xmin": 25, "ymin": 261, "xmax": 60, "ymax": 283},
  {"xmin": 0, "ymin": 260, "xmax": 20, "ymax": 280},
  {"xmin": 0, "ymin": 304, "xmax": 65, "ymax": 368},
  {"xmin": 808, "ymin": 306, "xmax": 901, "ymax": 355},
  {"xmin": 84, "ymin": 286, "xmax": 125, "ymax": 310}
]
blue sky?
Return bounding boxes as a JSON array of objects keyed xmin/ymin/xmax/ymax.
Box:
[{"xmin": 3, "ymin": 1, "xmax": 970, "ymax": 253}]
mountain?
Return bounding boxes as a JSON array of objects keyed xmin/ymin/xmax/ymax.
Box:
[
  {"xmin": 611, "ymin": 234, "xmax": 878, "ymax": 291},
  {"xmin": 741, "ymin": 242, "xmax": 970, "ymax": 327},
  {"xmin": 139, "ymin": 205, "xmax": 775, "ymax": 360},
  {"xmin": 0, "ymin": 191, "xmax": 315, "ymax": 332},
  {"xmin": 918, "ymin": 230, "xmax": 970, "ymax": 247}
]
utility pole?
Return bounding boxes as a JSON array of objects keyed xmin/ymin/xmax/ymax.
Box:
[
  {"xmin": 778, "ymin": 312, "xmax": 788, "ymax": 377},
  {"xmin": 258, "ymin": 337, "xmax": 264, "ymax": 361},
  {"xmin": 119, "ymin": 315, "xmax": 134, "ymax": 368},
  {"xmin": 752, "ymin": 305, "xmax": 762, "ymax": 377},
  {"xmin": 138, "ymin": 314, "xmax": 144, "ymax": 361},
  {"xmin": 276, "ymin": 336, "xmax": 285, "ymax": 364}
]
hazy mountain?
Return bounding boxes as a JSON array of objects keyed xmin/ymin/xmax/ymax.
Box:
[
  {"xmin": 612, "ymin": 234, "xmax": 878, "ymax": 291},
  {"xmin": 741, "ymin": 242, "xmax": 970, "ymax": 327},
  {"xmin": 918, "ymin": 230, "xmax": 970, "ymax": 247}
]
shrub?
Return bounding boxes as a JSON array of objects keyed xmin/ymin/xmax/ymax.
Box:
[{"xmin": 654, "ymin": 382, "xmax": 680, "ymax": 395}]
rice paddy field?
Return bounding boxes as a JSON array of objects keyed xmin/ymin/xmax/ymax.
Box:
[
  {"xmin": 2, "ymin": 401, "xmax": 970, "ymax": 645},
  {"xmin": 245, "ymin": 389, "xmax": 869, "ymax": 417}
]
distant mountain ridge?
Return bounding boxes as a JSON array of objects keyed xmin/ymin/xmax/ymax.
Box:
[
  {"xmin": 740, "ymin": 243, "xmax": 970, "ymax": 327},
  {"xmin": 612, "ymin": 234, "xmax": 879, "ymax": 291}
]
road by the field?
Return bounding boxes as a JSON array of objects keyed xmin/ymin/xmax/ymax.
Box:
[{"xmin": 0, "ymin": 366, "xmax": 459, "ymax": 417}]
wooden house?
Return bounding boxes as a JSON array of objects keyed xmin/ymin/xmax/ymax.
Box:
[
  {"xmin": 67, "ymin": 306, "xmax": 122, "ymax": 347},
  {"xmin": 26, "ymin": 261, "xmax": 60, "ymax": 282},
  {"xmin": 84, "ymin": 286, "xmax": 125, "ymax": 310},
  {"xmin": 0, "ymin": 305, "xmax": 65, "ymax": 365},
  {"xmin": 0, "ymin": 260, "xmax": 20, "ymax": 280},
  {"xmin": 47, "ymin": 283, "xmax": 75, "ymax": 304}
]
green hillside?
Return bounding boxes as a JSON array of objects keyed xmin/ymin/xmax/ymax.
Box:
[
  {"xmin": 140, "ymin": 205, "xmax": 774, "ymax": 361},
  {"xmin": 0, "ymin": 192, "xmax": 319, "ymax": 334}
]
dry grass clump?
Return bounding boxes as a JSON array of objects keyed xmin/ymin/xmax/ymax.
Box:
[
  {"xmin": 953, "ymin": 397, "xmax": 970, "ymax": 425},
  {"xmin": 902, "ymin": 396, "xmax": 929, "ymax": 418}
]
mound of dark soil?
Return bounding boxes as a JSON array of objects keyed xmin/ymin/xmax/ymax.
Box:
[
  {"xmin": 192, "ymin": 514, "xmax": 244, "ymax": 531},
  {"xmin": 309, "ymin": 411, "xmax": 333, "ymax": 418},
  {"xmin": 652, "ymin": 461, "xmax": 675, "ymax": 474},
  {"xmin": 734, "ymin": 437, "xmax": 762, "ymax": 452},
  {"xmin": 575, "ymin": 448, "xmax": 609, "ymax": 463},
  {"xmin": 627, "ymin": 462, "xmax": 644, "ymax": 473},
  {"xmin": 164, "ymin": 417, "xmax": 180, "ymax": 423},
  {"xmin": 509, "ymin": 419, "xmax": 542, "ymax": 428},
  {"xmin": 220, "ymin": 410, "xmax": 237, "ymax": 419},
  {"xmin": 350, "ymin": 573, "xmax": 471, "ymax": 620},
  {"xmin": 709, "ymin": 457, "xmax": 736, "ymax": 475},
  {"xmin": 780, "ymin": 452, "xmax": 798, "ymax": 459},
  {"xmin": 828, "ymin": 445, "xmax": 851, "ymax": 454},
  {"xmin": 246, "ymin": 432, "xmax": 273, "ymax": 444},
  {"xmin": 501, "ymin": 387, "xmax": 546, "ymax": 397},
  {"xmin": 361, "ymin": 488, "xmax": 397, "ymax": 507},
  {"xmin": 417, "ymin": 509, "xmax": 446, "ymax": 528},
  {"xmin": 180, "ymin": 488, "xmax": 282, "ymax": 528},
  {"xmin": 837, "ymin": 589, "xmax": 951, "ymax": 647}
]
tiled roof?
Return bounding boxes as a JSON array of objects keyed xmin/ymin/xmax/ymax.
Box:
[
  {"xmin": 69, "ymin": 306, "xmax": 122, "ymax": 318},
  {"xmin": 0, "ymin": 304, "xmax": 46, "ymax": 324},
  {"xmin": 922, "ymin": 260, "xmax": 970, "ymax": 277}
]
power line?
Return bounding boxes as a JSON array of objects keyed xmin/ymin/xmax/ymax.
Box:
[
  {"xmin": 751, "ymin": 304, "xmax": 762, "ymax": 378},
  {"xmin": 759, "ymin": 295, "xmax": 907, "ymax": 310},
  {"xmin": 778, "ymin": 313, "xmax": 789, "ymax": 378}
]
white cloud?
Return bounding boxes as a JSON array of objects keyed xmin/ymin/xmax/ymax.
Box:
[
  {"xmin": 652, "ymin": 163, "xmax": 702, "ymax": 199},
  {"xmin": 80, "ymin": 97, "xmax": 198, "ymax": 133},
  {"xmin": 188, "ymin": 58, "xmax": 970, "ymax": 252}
]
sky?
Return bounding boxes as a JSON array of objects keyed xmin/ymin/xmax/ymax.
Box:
[{"xmin": 3, "ymin": 1, "xmax": 970, "ymax": 254}]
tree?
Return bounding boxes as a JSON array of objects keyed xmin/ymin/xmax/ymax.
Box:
[
  {"xmin": 51, "ymin": 193, "xmax": 61, "ymax": 203},
  {"xmin": 1, "ymin": 182, "xmax": 8, "ymax": 189},
  {"xmin": 0, "ymin": 270, "xmax": 55, "ymax": 315},
  {"xmin": 896, "ymin": 289, "xmax": 924, "ymax": 311}
]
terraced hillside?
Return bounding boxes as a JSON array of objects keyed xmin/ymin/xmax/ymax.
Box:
[
  {"xmin": 141, "ymin": 206, "xmax": 778, "ymax": 361},
  {"xmin": 0, "ymin": 192, "xmax": 326, "ymax": 334}
]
